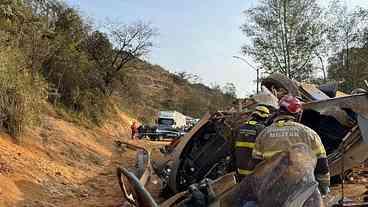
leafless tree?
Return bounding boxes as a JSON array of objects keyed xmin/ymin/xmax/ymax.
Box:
[{"xmin": 85, "ymin": 21, "xmax": 157, "ymax": 95}]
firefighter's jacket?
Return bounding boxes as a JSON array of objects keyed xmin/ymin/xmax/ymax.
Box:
[
  {"xmin": 234, "ymin": 119, "xmax": 265, "ymax": 181},
  {"xmin": 253, "ymin": 115, "xmax": 330, "ymax": 188}
]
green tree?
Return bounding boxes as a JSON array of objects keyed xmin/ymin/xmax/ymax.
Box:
[
  {"xmin": 328, "ymin": 48, "xmax": 368, "ymax": 92},
  {"xmin": 325, "ymin": 0, "xmax": 368, "ymax": 88},
  {"xmin": 242, "ymin": 0, "xmax": 324, "ymax": 81},
  {"xmin": 326, "ymin": 0, "xmax": 368, "ymax": 53}
]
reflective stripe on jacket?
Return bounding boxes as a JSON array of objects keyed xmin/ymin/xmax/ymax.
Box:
[
  {"xmin": 253, "ymin": 117, "xmax": 330, "ymax": 187},
  {"xmin": 234, "ymin": 120, "xmax": 265, "ymax": 179}
]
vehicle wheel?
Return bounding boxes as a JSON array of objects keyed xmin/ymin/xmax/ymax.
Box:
[
  {"xmin": 262, "ymin": 73, "xmax": 300, "ymax": 97},
  {"xmin": 116, "ymin": 167, "xmax": 157, "ymax": 206}
]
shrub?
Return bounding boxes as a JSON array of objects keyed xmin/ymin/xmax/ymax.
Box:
[
  {"xmin": 77, "ymin": 90, "xmax": 111, "ymax": 124},
  {"xmin": 0, "ymin": 48, "xmax": 47, "ymax": 139}
]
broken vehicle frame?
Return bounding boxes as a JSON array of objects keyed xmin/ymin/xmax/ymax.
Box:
[
  {"xmin": 117, "ymin": 74, "xmax": 368, "ymax": 206},
  {"xmin": 158, "ymin": 76, "xmax": 368, "ymax": 194}
]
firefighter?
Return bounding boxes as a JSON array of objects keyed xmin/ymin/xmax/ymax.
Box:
[
  {"xmin": 233, "ymin": 105, "xmax": 271, "ymax": 181},
  {"xmin": 253, "ymin": 95, "xmax": 330, "ymax": 196},
  {"xmin": 131, "ymin": 121, "xmax": 139, "ymax": 140}
]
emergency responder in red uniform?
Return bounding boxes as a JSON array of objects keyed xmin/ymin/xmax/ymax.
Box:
[
  {"xmin": 233, "ymin": 105, "xmax": 271, "ymax": 181},
  {"xmin": 253, "ymin": 95, "xmax": 330, "ymax": 196},
  {"xmin": 131, "ymin": 121, "xmax": 138, "ymax": 140}
]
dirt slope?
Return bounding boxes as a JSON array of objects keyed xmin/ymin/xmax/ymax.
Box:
[
  {"xmin": 0, "ymin": 109, "xmax": 138, "ymax": 207},
  {"xmin": 119, "ymin": 61, "xmax": 234, "ymax": 122}
]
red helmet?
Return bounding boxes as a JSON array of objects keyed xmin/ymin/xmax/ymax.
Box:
[{"xmin": 279, "ymin": 95, "xmax": 302, "ymax": 114}]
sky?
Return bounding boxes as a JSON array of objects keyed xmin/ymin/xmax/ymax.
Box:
[{"xmin": 64, "ymin": 0, "xmax": 368, "ymax": 97}]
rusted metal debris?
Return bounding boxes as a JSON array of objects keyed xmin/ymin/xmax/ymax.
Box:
[
  {"xmin": 117, "ymin": 73, "xmax": 368, "ymax": 207},
  {"xmin": 116, "ymin": 140, "xmax": 154, "ymax": 206}
]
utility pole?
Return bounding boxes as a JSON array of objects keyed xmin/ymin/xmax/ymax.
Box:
[{"xmin": 233, "ymin": 56, "xmax": 260, "ymax": 93}]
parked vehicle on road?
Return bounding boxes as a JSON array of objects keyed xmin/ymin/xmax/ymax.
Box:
[
  {"xmin": 138, "ymin": 111, "xmax": 190, "ymax": 140},
  {"xmin": 158, "ymin": 111, "xmax": 187, "ymax": 130}
]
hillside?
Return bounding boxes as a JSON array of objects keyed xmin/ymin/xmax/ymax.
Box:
[
  {"xmin": 0, "ymin": 0, "xmax": 235, "ymax": 136},
  {"xmin": 0, "ymin": 105, "xmax": 146, "ymax": 207},
  {"xmin": 0, "ymin": 2, "xmax": 235, "ymax": 206},
  {"xmin": 117, "ymin": 60, "xmax": 235, "ymax": 122}
]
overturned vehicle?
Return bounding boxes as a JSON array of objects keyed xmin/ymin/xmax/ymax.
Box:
[{"xmin": 117, "ymin": 74, "xmax": 368, "ymax": 206}]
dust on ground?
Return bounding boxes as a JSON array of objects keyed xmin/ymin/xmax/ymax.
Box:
[
  {"xmin": 0, "ymin": 109, "xmax": 165, "ymax": 207},
  {"xmin": 1, "ymin": 109, "xmax": 368, "ymax": 206}
]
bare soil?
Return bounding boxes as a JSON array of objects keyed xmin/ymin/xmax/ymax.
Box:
[
  {"xmin": 1, "ymin": 108, "xmax": 368, "ymax": 207},
  {"xmin": 0, "ymin": 109, "xmax": 155, "ymax": 207}
]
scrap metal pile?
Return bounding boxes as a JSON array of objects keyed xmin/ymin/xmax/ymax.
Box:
[{"xmin": 117, "ymin": 73, "xmax": 368, "ymax": 207}]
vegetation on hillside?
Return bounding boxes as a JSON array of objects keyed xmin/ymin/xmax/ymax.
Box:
[
  {"xmin": 0, "ymin": 0, "xmax": 235, "ymax": 138},
  {"xmin": 114, "ymin": 61, "xmax": 236, "ymax": 123},
  {"xmin": 0, "ymin": 48, "xmax": 47, "ymax": 138},
  {"xmin": 242, "ymin": 0, "xmax": 368, "ymax": 90}
]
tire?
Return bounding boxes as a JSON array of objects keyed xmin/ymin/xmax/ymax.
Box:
[{"xmin": 262, "ymin": 73, "xmax": 300, "ymax": 97}]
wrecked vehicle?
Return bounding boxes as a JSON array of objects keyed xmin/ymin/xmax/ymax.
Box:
[
  {"xmin": 153, "ymin": 74, "xmax": 368, "ymax": 194},
  {"xmin": 118, "ymin": 144, "xmax": 324, "ymax": 207},
  {"xmin": 117, "ymin": 73, "xmax": 368, "ymax": 206}
]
